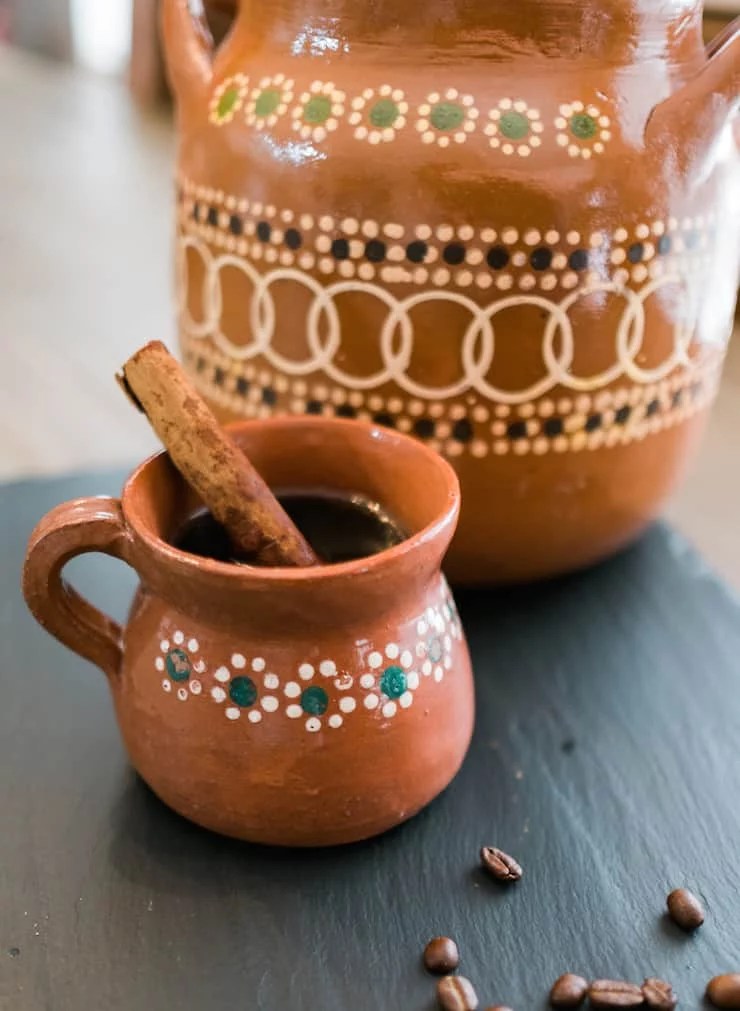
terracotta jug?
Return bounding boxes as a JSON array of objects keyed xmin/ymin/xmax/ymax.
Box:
[
  {"xmin": 163, "ymin": 0, "xmax": 740, "ymax": 584},
  {"xmin": 22, "ymin": 418, "xmax": 474, "ymax": 847}
]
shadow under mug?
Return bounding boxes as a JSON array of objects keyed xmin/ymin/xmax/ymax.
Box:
[{"xmin": 23, "ymin": 417, "xmax": 475, "ymax": 846}]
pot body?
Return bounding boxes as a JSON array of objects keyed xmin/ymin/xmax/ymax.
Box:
[
  {"xmin": 116, "ymin": 572, "xmax": 472, "ymax": 846},
  {"xmin": 168, "ymin": 0, "xmax": 740, "ymax": 582}
]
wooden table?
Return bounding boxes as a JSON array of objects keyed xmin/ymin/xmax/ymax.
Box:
[{"xmin": 2, "ymin": 470, "xmax": 740, "ymax": 1009}]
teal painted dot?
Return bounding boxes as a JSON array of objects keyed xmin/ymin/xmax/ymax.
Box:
[
  {"xmin": 499, "ymin": 111, "xmax": 530, "ymax": 140},
  {"xmin": 301, "ymin": 686, "xmax": 328, "ymax": 715},
  {"xmin": 217, "ymin": 88, "xmax": 240, "ymax": 119},
  {"xmin": 303, "ymin": 95, "xmax": 332, "ymax": 125},
  {"xmin": 569, "ymin": 113, "xmax": 597, "ymax": 139},
  {"xmin": 380, "ymin": 666, "xmax": 407, "ymax": 699},
  {"xmin": 229, "ymin": 676, "xmax": 257, "ymax": 708},
  {"xmin": 165, "ymin": 648, "xmax": 191, "ymax": 682},
  {"xmin": 430, "ymin": 102, "xmax": 465, "ymax": 132},
  {"xmin": 369, "ymin": 98, "xmax": 400, "ymax": 128},
  {"xmin": 428, "ymin": 638, "xmax": 443, "ymax": 663},
  {"xmin": 255, "ymin": 88, "xmax": 281, "ymax": 118}
]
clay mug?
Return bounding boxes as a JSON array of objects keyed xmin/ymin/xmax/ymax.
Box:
[{"xmin": 22, "ymin": 417, "xmax": 474, "ymax": 846}]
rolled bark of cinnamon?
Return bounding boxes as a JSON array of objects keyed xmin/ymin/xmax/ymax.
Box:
[{"xmin": 117, "ymin": 341, "xmax": 319, "ymax": 568}]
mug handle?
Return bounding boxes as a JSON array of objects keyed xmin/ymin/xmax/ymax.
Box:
[{"xmin": 22, "ymin": 497, "xmax": 134, "ymax": 679}]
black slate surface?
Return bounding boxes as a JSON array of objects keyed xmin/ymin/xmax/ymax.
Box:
[{"xmin": 2, "ymin": 470, "xmax": 740, "ymax": 1011}]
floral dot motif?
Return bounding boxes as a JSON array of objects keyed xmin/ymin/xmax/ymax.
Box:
[
  {"xmin": 555, "ymin": 102, "xmax": 611, "ymax": 159},
  {"xmin": 246, "ymin": 74, "xmax": 294, "ymax": 129},
  {"xmin": 485, "ymin": 99, "xmax": 544, "ymax": 156},
  {"xmin": 292, "ymin": 81, "xmax": 346, "ymax": 142},
  {"xmin": 209, "ymin": 73, "xmax": 249, "ymax": 125},
  {"xmin": 349, "ymin": 85, "xmax": 408, "ymax": 144},
  {"xmin": 229, "ymin": 675, "xmax": 258, "ymax": 708},
  {"xmin": 416, "ymin": 89, "xmax": 478, "ymax": 148},
  {"xmin": 158, "ymin": 633, "xmax": 205, "ymax": 700}
]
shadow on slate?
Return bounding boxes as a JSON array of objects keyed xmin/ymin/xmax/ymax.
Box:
[{"xmin": 2, "ymin": 471, "xmax": 740, "ymax": 1011}]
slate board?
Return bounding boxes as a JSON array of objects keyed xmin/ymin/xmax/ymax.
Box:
[{"xmin": 2, "ymin": 470, "xmax": 740, "ymax": 1011}]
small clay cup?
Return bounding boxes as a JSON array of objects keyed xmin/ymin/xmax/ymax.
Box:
[{"xmin": 22, "ymin": 417, "xmax": 474, "ymax": 846}]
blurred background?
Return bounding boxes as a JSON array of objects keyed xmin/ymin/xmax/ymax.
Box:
[{"xmin": 0, "ymin": 0, "xmax": 738, "ymax": 575}]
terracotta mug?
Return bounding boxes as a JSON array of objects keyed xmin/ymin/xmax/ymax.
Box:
[{"xmin": 22, "ymin": 417, "xmax": 474, "ymax": 846}]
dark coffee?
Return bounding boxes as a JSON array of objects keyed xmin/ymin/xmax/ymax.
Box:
[{"xmin": 174, "ymin": 490, "xmax": 407, "ymax": 566}]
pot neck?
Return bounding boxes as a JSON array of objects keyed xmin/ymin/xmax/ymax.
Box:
[{"xmin": 234, "ymin": 0, "xmax": 705, "ymax": 64}]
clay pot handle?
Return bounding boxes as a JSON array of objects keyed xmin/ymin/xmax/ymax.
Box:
[
  {"xmin": 22, "ymin": 497, "xmax": 133, "ymax": 680},
  {"xmin": 161, "ymin": 0, "xmax": 215, "ymax": 103}
]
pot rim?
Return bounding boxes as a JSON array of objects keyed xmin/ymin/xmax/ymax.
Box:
[{"xmin": 120, "ymin": 415, "xmax": 460, "ymax": 589}]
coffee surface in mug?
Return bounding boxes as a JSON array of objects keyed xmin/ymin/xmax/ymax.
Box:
[{"xmin": 175, "ymin": 491, "xmax": 407, "ymax": 565}]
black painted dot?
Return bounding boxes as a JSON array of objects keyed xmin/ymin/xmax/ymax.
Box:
[
  {"xmin": 406, "ymin": 240, "xmax": 428, "ymax": 263},
  {"xmin": 658, "ymin": 235, "xmax": 672, "ymax": 256},
  {"xmin": 373, "ymin": 412, "xmax": 395, "ymax": 428},
  {"xmin": 530, "ymin": 248, "xmax": 553, "ymax": 271},
  {"xmin": 672, "ymin": 389, "xmax": 683, "ymax": 407},
  {"xmin": 229, "ymin": 215, "xmax": 243, "ymax": 236},
  {"xmin": 214, "ymin": 367, "xmax": 225, "ymax": 387},
  {"xmin": 627, "ymin": 242, "xmax": 644, "ymax": 264},
  {"xmin": 207, "ymin": 206, "xmax": 219, "ymax": 227},
  {"xmin": 507, "ymin": 420, "xmax": 528, "ymax": 440},
  {"xmin": 452, "ymin": 419, "xmax": 473, "ymax": 443},
  {"xmin": 195, "ymin": 356, "xmax": 207, "ymax": 373},
  {"xmin": 365, "ymin": 239, "xmax": 387, "ymax": 263},
  {"xmin": 285, "ymin": 228, "xmax": 302, "ymax": 250},
  {"xmin": 256, "ymin": 221, "xmax": 272, "ymax": 242},
  {"xmin": 615, "ymin": 406, "xmax": 631, "ymax": 425},
  {"xmin": 487, "ymin": 246, "xmax": 510, "ymax": 270},
  {"xmin": 569, "ymin": 249, "xmax": 589, "ymax": 271},
  {"xmin": 235, "ymin": 376, "xmax": 250, "ymax": 396},
  {"xmin": 192, "ymin": 202, "xmax": 201, "ymax": 221},
  {"xmin": 543, "ymin": 417, "xmax": 563, "ymax": 437},
  {"xmin": 645, "ymin": 399, "xmax": 660, "ymax": 417},
  {"xmin": 585, "ymin": 413, "xmax": 602, "ymax": 431},
  {"xmin": 306, "ymin": 400, "xmax": 323, "ymax": 415},
  {"xmin": 414, "ymin": 418, "xmax": 435, "ymax": 439},
  {"xmin": 335, "ymin": 403, "xmax": 356, "ymax": 418},
  {"xmin": 443, "ymin": 243, "xmax": 466, "ymax": 266},
  {"xmin": 262, "ymin": 387, "xmax": 277, "ymax": 406},
  {"xmin": 331, "ymin": 238, "xmax": 350, "ymax": 260}
]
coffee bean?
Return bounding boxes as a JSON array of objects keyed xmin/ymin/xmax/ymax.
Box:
[
  {"xmin": 707, "ymin": 975, "xmax": 740, "ymax": 1008},
  {"xmin": 666, "ymin": 888, "xmax": 704, "ymax": 930},
  {"xmin": 550, "ymin": 973, "xmax": 589, "ymax": 1006},
  {"xmin": 437, "ymin": 974, "xmax": 479, "ymax": 1010},
  {"xmin": 480, "ymin": 846, "xmax": 523, "ymax": 882},
  {"xmin": 588, "ymin": 980, "xmax": 644, "ymax": 1008},
  {"xmin": 424, "ymin": 936, "xmax": 460, "ymax": 974},
  {"xmin": 642, "ymin": 978, "xmax": 676, "ymax": 1010}
]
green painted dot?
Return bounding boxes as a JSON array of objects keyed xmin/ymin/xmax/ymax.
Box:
[
  {"xmin": 229, "ymin": 676, "xmax": 257, "ymax": 708},
  {"xmin": 303, "ymin": 95, "xmax": 332, "ymax": 125},
  {"xmin": 380, "ymin": 666, "xmax": 407, "ymax": 699},
  {"xmin": 499, "ymin": 111, "xmax": 530, "ymax": 140},
  {"xmin": 430, "ymin": 102, "xmax": 465, "ymax": 132},
  {"xmin": 569, "ymin": 113, "xmax": 597, "ymax": 140},
  {"xmin": 301, "ymin": 686, "xmax": 328, "ymax": 716},
  {"xmin": 217, "ymin": 88, "xmax": 240, "ymax": 119},
  {"xmin": 369, "ymin": 98, "xmax": 400, "ymax": 129},
  {"xmin": 165, "ymin": 648, "xmax": 191, "ymax": 682},
  {"xmin": 255, "ymin": 88, "xmax": 281, "ymax": 118}
]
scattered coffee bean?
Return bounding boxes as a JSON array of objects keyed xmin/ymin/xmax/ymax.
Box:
[
  {"xmin": 480, "ymin": 846, "xmax": 523, "ymax": 882},
  {"xmin": 642, "ymin": 977, "xmax": 677, "ymax": 1010},
  {"xmin": 550, "ymin": 973, "xmax": 589, "ymax": 1006},
  {"xmin": 666, "ymin": 888, "xmax": 704, "ymax": 930},
  {"xmin": 707, "ymin": 974, "xmax": 740, "ymax": 1009},
  {"xmin": 424, "ymin": 936, "xmax": 460, "ymax": 974},
  {"xmin": 437, "ymin": 974, "xmax": 479, "ymax": 1010},
  {"xmin": 588, "ymin": 980, "xmax": 644, "ymax": 1008}
]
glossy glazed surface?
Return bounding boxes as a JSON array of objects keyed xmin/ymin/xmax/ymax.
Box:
[{"xmin": 164, "ymin": 0, "xmax": 740, "ymax": 582}]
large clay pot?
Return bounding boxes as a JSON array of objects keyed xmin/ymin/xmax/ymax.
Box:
[
  {"xmin": 162, "ymin": 0, "xmax": 740, "ymax": 584},
  {"xmin": 22, "ymin": 418, "xmax": 473, "ymax": 847}
]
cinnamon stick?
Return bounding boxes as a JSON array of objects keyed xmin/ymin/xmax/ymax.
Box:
[{"xmin": 117, "ymin": 341, "xmax": 319, "ymax": 567}]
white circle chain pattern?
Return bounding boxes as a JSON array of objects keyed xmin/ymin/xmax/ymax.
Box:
[{"xmin": 177, "ymin": 234, "xmax": 699, "ymax": 404}]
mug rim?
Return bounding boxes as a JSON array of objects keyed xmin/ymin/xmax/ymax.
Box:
[{"xmin": 120, "ymin": 416, "xmax": 460, "ymax": 586}]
